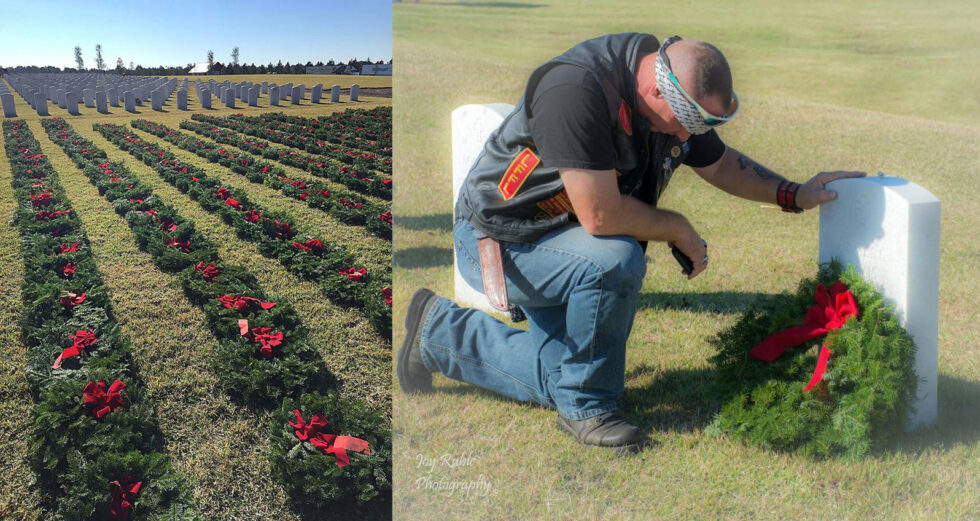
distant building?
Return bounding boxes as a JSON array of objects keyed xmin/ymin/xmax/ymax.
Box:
[
  {"xmin": 188, "ymin": 62, "xmax": 209, "ymax": 74},
  {"xmin": 306, "ymin": 65, "xmax": 340, "ymax": 74},
  {"xmin": 360, "ymin": 63, "xmax": 392, "ymax": 76}
]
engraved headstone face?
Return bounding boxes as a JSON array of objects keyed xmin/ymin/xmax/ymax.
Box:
[
  {"xmin": 819, "ymin": 176, "xmax": 941, "ymax": 430},
  {"xmin": 108, "ymin": 88, "xmax": 119, "ymax": 107},
  {"xmin": 225, "ymin": 91, "xmax": 235, "ymax": 108},
  {"xmin": 124, "ymin": 91, "xmax": 136, "ymax": 113},
  {"xmin": 330, "ymin": 84, "xmax": 340, "ymax": 102},
  {"xmin": 66, "ymin": 92, "xmax": 80, "ymax": 116},
  {"xmin": 451, "ymin": 103, "xmax": 517, "ymax": 313},
  {"xmin": 349, "ymin": 84, "xmax": 360, "ymax": 101},
  {"xmin": 35, "ymin": 92, "xmax": 49, "ymax": 116},
  {"xmin": 83, "ymin": 89, "xmax": 95, "ymax": 108},
  {"xmin": 311, "ymin": 83, "xmax": 323, "ymax": 103},
  {"xmin": 248, "ymin": 86, "xmax": 259, "ymax": 107},
  {"xmin": 177, "ymin": 89, "xmax": 188, "ymax": 110},
  {"xmin": 199, "ymin": 88, "xmax": 212, "ymax": 109},
  {"xmin": 96, "ymin": 91, "xmax": 108, "ymax": 114},
  {"xmin": 269, "ymin": 86, "xmax": 279, "ymax": 106},
  {"xmin": 1, "ymin": 93, "xmax": 17, "ymax": 118},
  {"xmin": 291, "ymin": 85, "xmax": 303, "ymax": 105}
]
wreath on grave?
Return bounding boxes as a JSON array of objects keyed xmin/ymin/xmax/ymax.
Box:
[{"xmin": 708, "ymin": 261, "xmax": 917, "ymax": 459}]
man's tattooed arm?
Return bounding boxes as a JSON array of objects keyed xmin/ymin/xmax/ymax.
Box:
[{"xmin": 736, "ymin": 153, "xmax": 783, "ymax": 183}]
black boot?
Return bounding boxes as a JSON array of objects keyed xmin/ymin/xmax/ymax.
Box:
[
  {"xmin": 557, "ymin": 411, "xmax": 645, "ymax": 454},
  {"xmin": 397, "ymin": 288, "xmax": 438, "ymax": 394}
]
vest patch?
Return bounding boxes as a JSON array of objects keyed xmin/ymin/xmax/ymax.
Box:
[
  {"xmin": 497, "ymin": 148, "xmax": 540, "ymax": 200},
  {"xmin": 536, "ymin": 189, "xmax": 574, "ymax": 218},
  {"xmin": 619, "ymin": 100, "xmax": 632, "ymax": 136}
]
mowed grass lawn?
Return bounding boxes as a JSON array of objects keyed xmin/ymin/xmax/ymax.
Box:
[
  {"xmin": 0, "ymin": 77, "xmax": 391, "ymax": 520},
  {"xmin": 392, "ymin": 1, "xmax": 979, "ymax": 520}
]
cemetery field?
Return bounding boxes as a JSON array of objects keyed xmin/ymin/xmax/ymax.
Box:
[
  {"xmin": 0, "ymin": 77, "xmax": 392, "ymax": 519},
  {"xmin": 169, "ymin": 74, "xmax": 392, "ymax": 93},
  {"xmin": 393, "ymin": 1, "xmax": 979, "ymax": 520}
]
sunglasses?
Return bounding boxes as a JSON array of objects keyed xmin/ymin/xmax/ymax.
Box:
[{"xmin": 657, "ymin": 36, "xmax": 739, "ymax": 127}]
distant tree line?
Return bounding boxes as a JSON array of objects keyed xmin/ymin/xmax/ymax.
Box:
[{"xmin": 4, "ymin": 58, "xmax": 391, "ymax": 76}]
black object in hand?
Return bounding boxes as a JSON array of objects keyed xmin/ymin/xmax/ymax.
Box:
[{"xmin": 671, "ymin": 244, "xmax": 694, "ymax": 275}]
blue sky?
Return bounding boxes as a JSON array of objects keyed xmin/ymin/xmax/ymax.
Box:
[{"xmin": 0, "ymin": 0, "xmax": 392, "ymax": 68}]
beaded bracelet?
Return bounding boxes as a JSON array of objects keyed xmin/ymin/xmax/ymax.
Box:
[{"xmin": 777, "ymin": 180, "xmax": 803, "ymax": 213}]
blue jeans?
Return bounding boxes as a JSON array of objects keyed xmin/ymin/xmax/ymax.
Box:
[{"xmin": 419, "ymin": 219, "xmax": 647, "ymax": 420}]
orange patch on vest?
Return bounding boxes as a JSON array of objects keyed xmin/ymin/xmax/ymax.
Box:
[
  {"xmin": 536, "ymin": 189, "xmax": 575, "ymax": 218},
  {"xmin": 619, "ymin": 100, "xmax": 632, "ymax": 136},
  {"xmin": 497, "ymin": 148, "xmax": 540, "ymax": 200}
]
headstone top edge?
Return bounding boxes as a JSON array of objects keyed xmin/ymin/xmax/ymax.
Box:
[{"xmin": 825, "ymin": 176, "xmax": 939, "ymax": 205}]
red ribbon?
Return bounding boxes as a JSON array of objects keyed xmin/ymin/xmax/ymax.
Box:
[
  {"xmin": 35, "ymin": 209, "xmax": 71, "ymax": 221},
  {"xmin": 165, "ymin": 237, "xmax": 191, "ymax": 252},
  {"xmin": 108, "ymin": 477, "xmax": 142, "ymax": 521},
  {"xmin": 238, "ymin": 319, "xmax": 283, "ymax": 359},
  {"xmin": 244, "ymin": 209, "xmax": 262, "ymax": 223},
  {"xmin": 225, "ymin": 197, "xmax": 242, "ymax": 210},
  {"xmin": 289, "ymin": 410, "xmax": 372, "ymax": 467},
  {"xmin": 218, "ymin": 295, "xmax": 276, "ymax": 314},
  {"xmin": 339, "ymin": 267, "xmax": 367, "ymax": 283},
  {"xmin": 382, "ymin": 287, "xmax": 392, "ymax": 307},
  {"xmin": 30, "ymin": 191, "xmax": 52, "ymax": 207},
  {"xmin": 194, "ymin": 261, "xmax": 220, "ymax": 282},
  {"xmin": 82, "ymin": 379, "xmax": 126, "ymax": 418},
  {"xmin": 58, "ymin": 291, "xmax": 86, "ymax": 308},
  {"xmin": 53, "ymin": 329, "xmax": 98, "ymax": 369},
  {"xmin": 58, "ymin": 242, "xmax": 80, "ymax": 254},
  {"xmin": 215, "ymin": 187, "xmax": 231, "ymax": 200},
  {"xmin": 749, "ymin": 280, "xmax": 859, "ymax": 393},
  {"xmin": 62, "ymin": 262, "xmax": 77, "ymax": 278},
  {"xmin": 292, "ymin": 239, "xmax": 323, "ymax": 252},
  {"xmin": 273, "ymin": 219, "xmax": 294, "ymax": 239}
]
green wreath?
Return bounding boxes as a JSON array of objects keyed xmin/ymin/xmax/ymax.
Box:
[{"xmin": 708, "ymin": 261, "xmax": 917, "ymax": 459}]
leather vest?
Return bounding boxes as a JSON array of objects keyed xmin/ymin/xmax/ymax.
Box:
[{"xmin": 455, "ymin": 32, "xmax": 690, "ymax": 243}]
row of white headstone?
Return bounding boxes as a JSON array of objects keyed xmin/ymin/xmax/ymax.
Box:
[
  {"xmin": 450, "ymin": 103, "xmax": 941, "ymax": 431},
  {"xmin": 2, "ymin": 73, "xmax": 362, "ymax": 117}
]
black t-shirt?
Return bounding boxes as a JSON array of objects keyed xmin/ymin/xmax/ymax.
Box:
[{"xmin": 528, "ymin": 64, "xmax": 726, "ymax": 171}]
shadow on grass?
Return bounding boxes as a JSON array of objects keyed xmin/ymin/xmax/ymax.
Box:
[
  {"xmin": 396, "ymin": 213, "xmax": 453, "ymax": 232},
  {"xmin": 884, "ymin": 374, "xmax": 980, "ymax": 454},
  {"xmin": 395, "ymin": 246, "xmax": 453, "ymax": 269},
  {"xmin": 637, "ymin": 291, "xmax": 775, "ymax": 314},
  {"xmin": 288, "ymin": 495, "xmax": 392, "ymax": 521},
  {"xmin": 621, "ymin": 363, "xmax": 719, "ymax": 432}
]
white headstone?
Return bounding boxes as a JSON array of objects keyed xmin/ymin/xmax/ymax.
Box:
[
  {"xmin": 200, "ymin": 88, "xmax": 212, "ymax": 109},
  {"xmin": 281, "ymin": 83, "xmax": 291, "ymax": 100},
  {"xmin": 248, "ymin": 86, "xmax": 259, "ymax": 106},
  {"xmin": 124, "ymin": 91, "xmax": 136, "ymax": 113},
  {"xmin": 35, "ymin": 92, "xmax": 48, "ymax": 116},
  {"xmin": 225, "ymin": 92, "xmax": 235, "ymax": 108},
  {"xmin": 96, "ymin": 90, "xmax": 108, "ymax": 114},
  {"xmin": 269, "ymin": 86, "xmax": 279, "ymax": 106},
  {"xmin": 350, "ymin": 83, "xmax": 360, "ymax": 101},
  {"xmin": 151, "ymin": 89, "xmax": 164, "ymax": 111},
  {"xmin": 66, "ymin": 92, "xmax": 80, "ymax": 116},
  {"xmin": 330, "ymin": 84, "xmax": 340, "ymax": 102},
  {"xmin": 291, "ymin": 85, "xmax": 303, "ymax": 105},
  {"xmin": 108, "ymin": 87, "xmax": 119, "ymax": 107},
  {"xmin": 451, "ymin": 103, "xmax": 516, "ymax": 313},
  {"xmin": 83, "ymin": 88, "xmax": 95, "ymax": 108},
  {"xmin": 818, "ymin": 175, "xmax": 940, "ymax": 430},
  {"xmin": 1, "ymin": 93, "xmax": 16, "ymax": 117},
  {"xmin": 177, "ymin": 89, "xmax": 188, "ymax": 110},
  {"xmin": 261, "ymin": 81, "xmax": 268, "ymax": 94},
  {"xmin": 311, "ymin": 83, "xmax": 323, "ymax": 103}
]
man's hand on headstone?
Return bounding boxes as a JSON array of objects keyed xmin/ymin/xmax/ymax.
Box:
[{"xmin": 797, "ymin": 170, "xmax": 867, "ymax": 210}]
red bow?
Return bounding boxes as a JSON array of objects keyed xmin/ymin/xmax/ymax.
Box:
[
  {"xmin": 59, "ymin": 291, "xmax": 86, "ymax": 308},
  {"xmin": 218, "ymin": 295, "xmax": 277, "ymax": 314},
  {"xmin": 292, "ymin": 239, "xmax": 323, "ymax": 252},
  {"xmin": 108, "ymin": 477, "xmax": 142, "ymax": 521},
  {"xmin": 289, "ymin": 410, "xmax": 372, "ymax": 467},
  {"xmin": 194, "ymin": 261, "xmax": 220, "ymax": 282},
  {"xmin": 378, "ymin": 212, "xmax": 392, "ymax": 225},
  {"xmin": 62, "ymin": 262, "xmax": 77, "ymax": 278},
  {"xmin": 225, "ymin": 197, "xmax": 242, "ymax": 210},
  {"xmin": 58, "ymin": 242, "xmax": 80, "ymax": 254},
  {"xmin": 238, "ymin": 320, "xmax": 283, "ymax": 359},
  {"xmin": 273, "ymin": 219, "xmax": 294, "ymax": 239},
  {"xmin": 165, "ymin": 237, "xmax": 191, "ymax": 252},
  {"xmin": 30, "ymin": 191, "xmax": 52, "ymax": 207},
  {"xmin": 244, "ymin": 209, "xmax": 262, "ymax": 223},
  {"xmin": 53, "ymin": 329, "xmax": 98, "ymax": 369},
  {"xmin": 83, "ymin": 379, "xmax": 126, "ymax": 418},
  {"xmin": 749, "ymin": 280, "xmax": 859, "ymax": 393},
  {"xmin": 381, "ymin": 287, "xmax": 392, "ymax": 307},
  {"xmin": 215, "ymin": 187, "xmax": 230, "ymax": 200},
  {"xmin": 339, "ymin": 267, "xmax": 367, "ymax": 283},
  {"xmin": 35, "ymin": 209, "xmax": 71, "ymax": 221}
]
